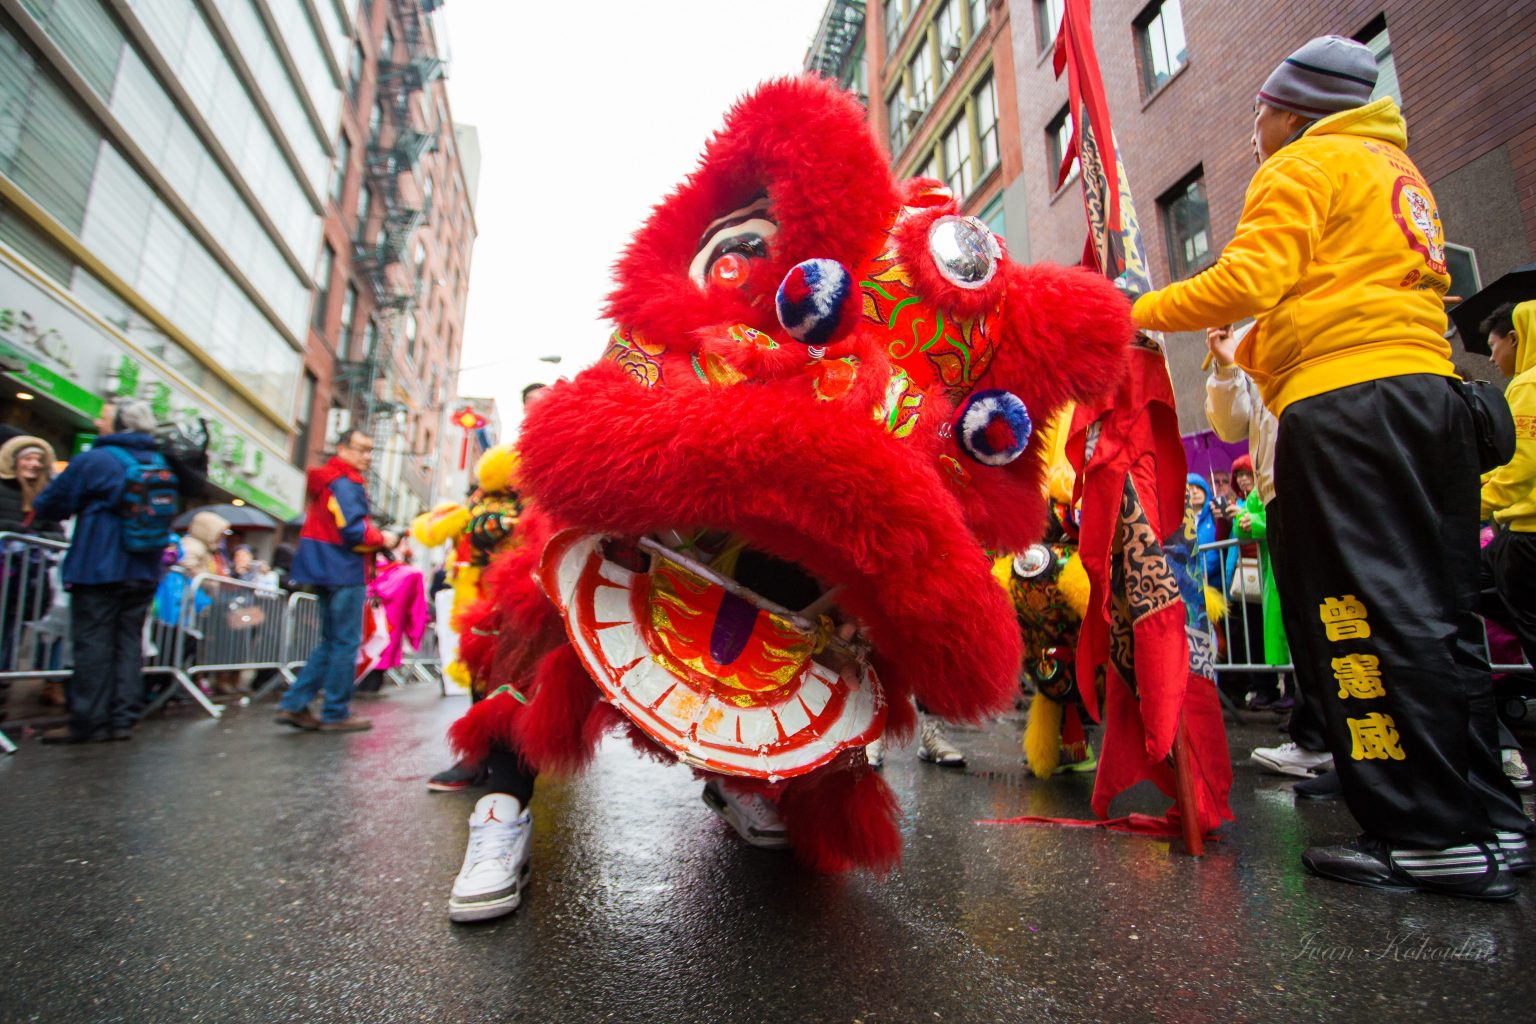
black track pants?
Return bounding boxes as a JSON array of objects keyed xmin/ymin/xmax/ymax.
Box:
[{"xmin": 1270, "ymin": 374, "xmax": 1529, "ymax": 848}]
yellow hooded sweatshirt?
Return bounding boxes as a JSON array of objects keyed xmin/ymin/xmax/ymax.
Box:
[
  {"xmin": 1132, "ymin": 98, "xmax": 1455, "ymax": 416},
  {"xmin": 1480, "ymin": 301, "xmax": 1536, "ymax": 531}
]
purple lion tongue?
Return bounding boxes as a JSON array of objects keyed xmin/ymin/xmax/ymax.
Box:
[{"xmin": 709, "ymin": 590, "xmax": 760, "ymax": 666}]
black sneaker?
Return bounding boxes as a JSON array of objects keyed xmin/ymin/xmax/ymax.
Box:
[
  {"xmin": 1294, "ymin": 768, "xmax": 1342, "ymax": 801},
  {"xmin": 1302, "ymin": 835, "xmax": 1515, "ymax": 901},
  {"xmin": 1497, "ymin": 831, "xmax": 1534, "ymax": 875},
  {"xmin": 427, "ymin": 761, "xmax": 488, "ymax": 792}
]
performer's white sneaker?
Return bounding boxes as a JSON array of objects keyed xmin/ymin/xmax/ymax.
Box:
[
  {"xmin": 702, "ymin": 779, "xmax": 790, "ymax": 849},
  {"xmin": 1250, "ymin": 742, "xmax": 1333, "ymax": 778},
  {"xmin": 917, "ymin": 715, "xmax": 966, "ymax": 768},
  {"xmin": 865, "ymin": 735, "xmax": 886, "ymax": 769},
  {"xmin": 449, "ymin": 793, "xmax": 532, "ymax": 924}
]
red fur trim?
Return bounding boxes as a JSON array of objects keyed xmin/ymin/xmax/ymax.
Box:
[
  {"xmin": 946, "ymin": 261, "xmax": 1132, "ymax": 552},
  {"xmin": 508, "ymin": 644, "xmax": 603, "ymax": 774},
  {"xmin": 454, "ymin": 595, "xmax": 498, "ymax": 685},
  {"xmin": 517, "ymin": 362, "xmax": 1023, "ymax": 723},
  {"xmin": 779, "ymin": 762, "xmax": 902, "ymax": 874},
  {"xmin": 605, "ymin": 77, "xmax": 899, "ymax": 345},
  {"xmin": 447, "ymin": 691, "xmax": 520, "ymax": 766},
  {"xmin": 887, "ymin": 205, "xmax": 1000, "ymax": 322}
]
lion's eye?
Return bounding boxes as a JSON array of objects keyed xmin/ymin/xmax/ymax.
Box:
[
  {"xmin": 690, "ymin": 198, "xmax": 776, "ymax": 287},
  {"xmin": 703, "ymin": 233, "xmax": 770, "ymax": 287}
]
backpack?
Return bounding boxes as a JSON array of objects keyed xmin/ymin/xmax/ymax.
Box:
[{"xmin": 101, "ymin": 446, "xmax": 180, "ymax": 554}]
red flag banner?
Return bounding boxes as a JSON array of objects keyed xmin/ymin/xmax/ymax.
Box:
[{"xmin": 987, "ymin": 0, "xmax": 1232, "ymax": 846}]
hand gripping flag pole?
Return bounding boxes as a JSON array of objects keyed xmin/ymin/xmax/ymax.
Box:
[{"xmin": 985, "ymin": 0, "xmax": 1232, "ymax": 853}]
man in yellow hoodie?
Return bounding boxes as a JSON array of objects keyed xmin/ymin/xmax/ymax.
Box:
[
  {"xmin": 1479, "ymin": 301, "xmax": 1536, "ymax": 784},
  {"xmin": 1132, "ymin": 36, "xmax": 1530, "ymax": 900}
]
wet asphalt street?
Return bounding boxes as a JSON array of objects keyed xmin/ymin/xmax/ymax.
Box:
[{"xmin": 2, "ymin": 683, "xmax": 1534, "ymax": 1024}]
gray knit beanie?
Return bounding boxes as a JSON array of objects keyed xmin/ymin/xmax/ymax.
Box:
[{"xmin": 1258, "ymin": 36, "xmax": 1378, "ymax": 118}]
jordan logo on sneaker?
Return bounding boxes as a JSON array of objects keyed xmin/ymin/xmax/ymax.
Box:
[{"xmin": 482, "ymin": 806, "xmax": 502, "ymax": 824}]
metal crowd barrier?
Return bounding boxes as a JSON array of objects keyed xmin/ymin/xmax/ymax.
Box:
[
  {"xmin": 142, "ymin": 572, "xmax": 289, "ymax": 718},
  {"xmin": 244, "ymin": 589, "xmax": 321, "ymax": 703},
  {"xmin": 1197, "ymin": 535, "xmax": 1534, "ymax": 678},
  {"xmin": 2, "ymin": 530, "xmax": 446, "ymax": 752}
]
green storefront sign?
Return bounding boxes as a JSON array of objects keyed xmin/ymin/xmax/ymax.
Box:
[{"xmin": 1, "ymin": 254, "xmax": 302, "ymax": 520}]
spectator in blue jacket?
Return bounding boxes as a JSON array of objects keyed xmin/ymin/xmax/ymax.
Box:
[
  {"xmin": 32, "ymin": 399, "xmax": 168, "ymax": 743},
  {"xmin": 275, "ymin": 430, "xmax": 397, "ymax": 733}
]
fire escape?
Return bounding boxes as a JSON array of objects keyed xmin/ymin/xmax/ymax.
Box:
[
  {"xmin": 340, "ymin": 0, "xmax": 447, "ymax": 524},
  {"xmin": 805, "ymin": 0, "xmax": 866, "ymax": 99}
]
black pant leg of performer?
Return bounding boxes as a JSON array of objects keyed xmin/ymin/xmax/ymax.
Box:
[
  {"xmin": 482, "ymin": 743, "xmax": 537, "ymax": 808},
  {"xmin": 1272, "ymin": 375, "xmax": 1527, "ymax": 849},
  {"xmin": 1488, "ymin": 527, "xmax": 1536, "ymax": 666},
  {"xmin": 1266, "ymin": 498, "xmax": 1328, "ymax": 751}
]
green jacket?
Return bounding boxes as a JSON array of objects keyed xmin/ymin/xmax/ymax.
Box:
[{"xmin": 1229, "ymin": 491, "xmax": 1289, "ymax": 666}]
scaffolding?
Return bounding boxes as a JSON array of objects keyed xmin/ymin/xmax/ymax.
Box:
[{"xmin": 338, "ymin": 0, "xmax": 448, "ymax": 525}]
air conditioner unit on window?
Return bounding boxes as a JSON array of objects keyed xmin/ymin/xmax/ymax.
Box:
[
  {"xmin": 942, "ymin": 39, "xmax": 962, "ymax": 63},
  {"xmin": 903, "ymin": 105, "xmax": 925, "ymax": 127}
]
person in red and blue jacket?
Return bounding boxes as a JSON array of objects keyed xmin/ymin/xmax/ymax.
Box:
[{"xmin": 276, "ymin": 430, "xmax": 397, "ymax": 732}]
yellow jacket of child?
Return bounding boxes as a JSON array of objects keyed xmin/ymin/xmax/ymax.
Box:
[
  {"xmin": 1481, "ymin": 301, "xmax": 1536, "ymax": 532},
  {"xmin": 1133, "ymin": 97, "xmax": 1455, "ymax": 417}
]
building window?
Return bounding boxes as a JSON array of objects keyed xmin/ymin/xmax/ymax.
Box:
[
  {"xmin": 908, "ymin": 43, "xmax": 934, "ymax": 111},
  {"xmin": 1356, "ymin": 19, "xmax": 1400, "ymax": 105},
  {"xmin": 350, "ymin": 42, "xmax": 365, "ymax": 101},
  {"xmin": 979, "ymin": 193, "xmax": 1006, "ymax": 240},
  {"xmin": 313, "ymin": 243, "xmax": 335, "ymax": 331},
  {"xmin": 332, "ymin": 132, "xmax": 350, "ymax": 205},
  {"xmin": 369, "ymin": 100, "xmax": 384, "ymax": 143},
  {"xmin": 1136, "ymin": 0, "xmax": 1187, "ymax": 95},
  {"xmin": 356, "ymin": 183, "xmax": 371, "ymax": 235},
  {"xmin": 292, "ymin": 371, "xmax": 317, "ymax": 468},
  {"xmin": 1034, "ymin": 0, "xmax": 1063, "ymax": 52},
  {"xmin": 936, "ymin": 2, "xmax": 962, "ymax": 77},
  {"xmin": 1046, "ymin": 104, "xmax": 1078, "ymax": 187},
  {"xmin": 887, "ymin": 89, "xmax": 909, "ymax": 153},
  {"xmin": 974, "ymin": 74, "xmax": 999, "ymax": 174},
  {"xmin": 940, "ymin": 112, "xmax": 973, "ymax": 198},
  {"xmin": 341, "ymin": 284, "xmax": 358, "ymax": 356},
  {"xmin": 884, "ymin": 0, "xmax": 908, "ymax": 55},
  {"xmin": 406, "ymin": 311, "xmax": 418, "ymax": 362},
  {"xmin": 380, "ymin": 26, "xmax": 394, "ymax": 64},
  {"xmin": 365, "ymin": 317, "xmax": 379, "ymax": 358},
  {"xmin": 1160, "ymin": 170, "xmax": 1211, "ymax": 279},
  {"xmin": 968, "ymin": 0, "xmax": 988, "ymax": 42}
]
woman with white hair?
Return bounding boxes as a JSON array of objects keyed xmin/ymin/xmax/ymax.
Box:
[{"xmin": 0, "ymin": 435, "xmax": 64, "ymax": 540}]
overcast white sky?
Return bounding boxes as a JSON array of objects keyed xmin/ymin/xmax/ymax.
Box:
[{"xmin": 439, "ymin": 0, "xmax": 835, "ymax": 434}]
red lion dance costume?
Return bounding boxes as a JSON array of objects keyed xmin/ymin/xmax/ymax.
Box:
[{"xmin": 448, "ymin": 77, "xmax": 1130, "ymax": 874}]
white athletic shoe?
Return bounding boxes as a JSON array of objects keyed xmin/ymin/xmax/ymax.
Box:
[
  {"xmin": 865, "ymin": 735, "xmax": 886, "ymax": 769},
  {"xmin": 701, "ymin": 779, "xmax": 790, "ymax": 849},
  {"xmin": 449, "ymin": 793, "xmax": 532, "ymax": 924},
  {"xmin": 1503, "ymin": 748, "xmax": 1533, "ymax": 791},
  {"xmin": 1250, "ymin": 742, "xmax": 1333, "ymax": 778},
  {"xmin": 917, "ymin": 715, "xmax": 966, "ymax": 768}
]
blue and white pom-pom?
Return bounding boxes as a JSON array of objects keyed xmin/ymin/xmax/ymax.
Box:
[
  {"xmin": 956, "ymin": 389, "xmax": 1032, "ymax": 466},
  {"xmin": 776, "ymin": 258, "xmax": 855, "ymax": 352}
]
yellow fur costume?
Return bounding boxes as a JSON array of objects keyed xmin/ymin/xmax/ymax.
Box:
[{"xmin": 411, "ymin": 444, "xmax": 524, "ymax": 684}]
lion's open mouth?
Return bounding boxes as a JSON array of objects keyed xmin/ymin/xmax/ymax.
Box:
[{"xmin": 536, "ymin": 529, "xmax": 885, "ymax": 780}]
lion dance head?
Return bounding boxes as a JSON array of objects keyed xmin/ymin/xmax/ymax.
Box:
[{"xmin": 450, "ymin": 76, "xmax": 1130, "ymax": 872}]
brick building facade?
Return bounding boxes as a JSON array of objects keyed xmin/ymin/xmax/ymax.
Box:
[
  {"xmin": 1006, "ymin": 0, "xmax": 1536, "ymax": 430},
  {"xmin": 811, "ymin": 0, "xmax": 1536, "ymax": 437},
  {"xmin": 305, "ymin": 0, "xmax": 477, "ymax": 527}
]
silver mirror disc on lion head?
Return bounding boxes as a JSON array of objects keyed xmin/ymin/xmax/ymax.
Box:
[{"xmin": 928, "ymin": 216, "xmax": 1001, "ymax": 289}]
